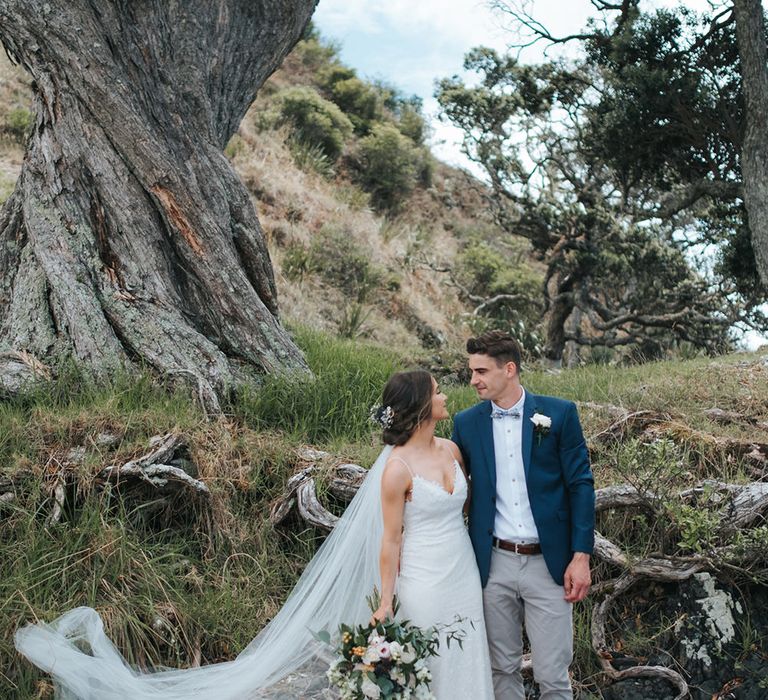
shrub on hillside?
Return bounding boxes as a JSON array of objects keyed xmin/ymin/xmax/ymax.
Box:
[
  {"xmin": 327, "ymin": 77, "xmax": 381, "ymax": 134},
  {"xmin": 284, "ymin": 224, "xmax": 384, "ymax": 303},
  {"xmin": 351, "ymin": 123, "xmax": 421, "ymax": 212},
  {"xmin": 396, "ymin": 104, "xmax": 427, "ymax": 145},
  {"xmin": 3, "ymin": 107, "xmax": 32, "ymax": 144},
  {"xmin": 310, "ymin": 225, "xmax": 384, "ymax": 301},
  {"xmin": 294, "ymin": 23, "xmax": 340, "ymax": 71},
  {"xmin": 274, "ymin": 86, "xmax": 353, "ymax": 161}
]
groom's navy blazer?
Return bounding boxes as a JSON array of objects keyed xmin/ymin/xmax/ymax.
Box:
[{"xmin": 451, "ymin": 391, "xmax": 595, "ymax": 587}]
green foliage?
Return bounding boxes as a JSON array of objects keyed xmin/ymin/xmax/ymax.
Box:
[
  {"xmin": 288, "ymin": 139, "xmax": 336, "ymax": 178},
  {"xmin": 667, "ymin": 500, "xmax": 722, "ymax": 553},
  {"xmin": 396, "ymin": 104, "xmax": 426, "ymax": 145},
  {"xmin": 584, "ymin": 7, "xmax": 742, "ymax": 191},
  {"xmin": 327, "ymin": 76, "xmax": 381, "ymax": 135},
  {"xmin": 234, "ymin": 326, "xmax": 405, "ymax": 443},
  {"xmin": 274, "ymin": 86, "xmax": 353, "ymax": 161},
  {"xmin": 456, "ymin": 240, "xmax": 544, "ymax": 356},
  {"xmin": 437, "ymin": 42, "xmax": 750, "ymax": 362},
  {"xmin": 352, "ymin": 123, "xmax": 421, "ymax": 212},
  {"xmin": 338, "ymin": 302, "xmax": 373, "ymax": 339},
  {"xmin": 283, "ymin": 224, "xmax": 384, "ymax": 302},
  {"xmin": 223, "ymin": 134, "xmax": 246, "ymax": 160},
  {"xmin": 282, "ymin": 241, "xmax": 313, "ymax": 281},
  {"xmin": 456, "ymin": 241, "xmax": 537, "ymax": 298},
  {"xmin": 0, "ymin": 172, "xmax": 15, "ymax": 206},
  {"xmin": 3, "ymin": 106, "xmax": 32, "ymax": 144},
  {"xmin": 294, "ymin": 23, "xmax": 341, "ymax": 71},
  {"xmin": 580, "ymin": 5, "xmax": 765, "ymax": 303}
]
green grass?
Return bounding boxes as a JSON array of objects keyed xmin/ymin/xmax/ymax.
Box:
[
  {"xmin": 0, "ymin": 366, "xmax": 204, "ymax": 476},
  {"xmin": 2, "ymin": 331, "xmax": 767, "ymax": 697},
  {"xmin": 233, "ymin": 326, "xmax": 407, "ymax": 444},
  {"xmin": 1, "ymin": 488, "xmax": 319, "ymax": 697}
]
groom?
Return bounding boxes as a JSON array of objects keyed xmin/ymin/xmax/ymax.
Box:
[{"xmin": 451, "ymin": 330, "xmax": 595, "ymax": 700}]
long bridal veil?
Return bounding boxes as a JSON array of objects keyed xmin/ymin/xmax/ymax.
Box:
[{"xmin": 15, "ymin": 445, "xmax": 393, "ymax": 699}]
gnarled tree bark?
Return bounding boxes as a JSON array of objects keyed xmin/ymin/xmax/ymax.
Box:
[
  {"xmin": 0, "ymin": 1, "xmax": 316, "ymax": 402},
  {"xmin": 734, "ymin": 0, "xmax": 768, "ymax": 286}
]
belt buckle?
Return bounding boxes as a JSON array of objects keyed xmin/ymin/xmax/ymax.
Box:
[{"xmin": 513, "ymin": 542, "xmax": 521, "ymax": 553}]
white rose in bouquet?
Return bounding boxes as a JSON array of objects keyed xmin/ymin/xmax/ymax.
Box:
[
  {"xmin": 400, "ymin": 643, "xmax": 417, "ymax": 664},
  {"xmin": 361, "ymin": 675, "xmax": 382, "ymax": 699},
  {"xmin": 414, "ymin": 659, "xmax": 430, "ymax": 682},
  {"xmin": 389, "ymin": 667, "xmax": 406, "ymax": 685}
]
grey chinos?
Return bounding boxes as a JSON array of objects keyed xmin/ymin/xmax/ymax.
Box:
[{"xmin": 483, "ymin": 548, "xmax": 573, "ymax": 699}]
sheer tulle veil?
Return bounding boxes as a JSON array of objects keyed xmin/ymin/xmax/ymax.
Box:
[{"xmin": 15, "ymin": 445, "xmax": 393, "ymax": 699}]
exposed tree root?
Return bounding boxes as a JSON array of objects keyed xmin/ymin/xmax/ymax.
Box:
[{"xmin": 0, "ymin": 350, "xmax": 50, "ymax": 396}]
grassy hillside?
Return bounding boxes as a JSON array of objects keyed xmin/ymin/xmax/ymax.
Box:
[{"xmin": 1, "ymin": 327, "xmax": 767, "ymax": 697}]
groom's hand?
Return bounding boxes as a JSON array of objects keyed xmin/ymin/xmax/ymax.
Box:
[{"xmin": 563, "ymin": 552, "xmax": 591, "ymax": 602}]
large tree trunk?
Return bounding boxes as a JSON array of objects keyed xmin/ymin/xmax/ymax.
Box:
[
  {"xmin": 0, "ymin": 1, "xmax": 316, "ymax": 400},
  {"xmin": 734, "ymin": 0, "xmax": 768, "ymax": 286}
]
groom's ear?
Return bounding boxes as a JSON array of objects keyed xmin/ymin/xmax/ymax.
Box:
[{"xmin": 504, "ymin": 361, "xmax": 518, "ymax": 377}]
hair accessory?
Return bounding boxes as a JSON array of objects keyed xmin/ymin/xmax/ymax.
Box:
[{"xmin": 369, "ymin": 404, "xmax": 395, "ymax": 429}]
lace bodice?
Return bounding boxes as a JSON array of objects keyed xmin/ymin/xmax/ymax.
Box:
[{"xmin": 402, "ymin": 460, "xmax": 467, "ymax": 540}]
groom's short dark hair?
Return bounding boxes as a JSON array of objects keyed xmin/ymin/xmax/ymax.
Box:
[{"xmin": 467, "ymin": 330, "xmax": 522, "ymax": 369}]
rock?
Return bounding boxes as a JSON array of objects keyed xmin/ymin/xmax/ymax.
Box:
[
  {"xmin": 94, "ymin": 432, "xmax": 120, "ymax": 448},
  {"xmin": 63, "ymin": 446, "xmax": 87, "ymax": 464},
  {"xmin": 674, "ymin": 573, "xmax": 742, "ymax": 676}
]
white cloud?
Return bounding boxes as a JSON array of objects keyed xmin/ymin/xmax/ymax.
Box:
[{"xmin": 315, "ymin": 0, "xmax": 507, "ymax": 49}]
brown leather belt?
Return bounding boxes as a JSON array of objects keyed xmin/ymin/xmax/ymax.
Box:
[{"xmin": 492, "ymin": 537, "xmax": 542, "ymax": 555}]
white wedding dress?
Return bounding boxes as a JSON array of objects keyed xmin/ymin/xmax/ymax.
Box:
[
  {"xmin": 15, "ymin": 446, "xmax": 493, "ymax": 699},
  {"xmin": 396, "ymin": 458, "xmax": 494, "ymax": 699}
]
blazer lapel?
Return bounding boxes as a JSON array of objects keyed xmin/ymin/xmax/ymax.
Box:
[
  {"xmin": 522, "ymin": 390, "xmax": 536, "ymax": 478},
  {"xmin": 474, "ymin": 401, "xmax": 497, "ymax": 489}
]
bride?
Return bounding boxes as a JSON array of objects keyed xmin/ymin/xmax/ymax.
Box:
[
  {"xmin": 370, "ymin": 369, "xmax": 493, "ymax": 698},
  {"xmin": 15, "ymin": 369, "xmax": 492, "ymax": 699}
]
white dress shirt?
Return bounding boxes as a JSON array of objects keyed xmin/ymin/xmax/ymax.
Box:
[{"xmin": 491, "ymin": 390, "xmax": 540, "ymax": 543}]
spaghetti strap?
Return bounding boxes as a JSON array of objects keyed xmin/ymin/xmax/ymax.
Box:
[{"xmin": 389, "ymin": 454, "xmax": 415, "ymax": 478}]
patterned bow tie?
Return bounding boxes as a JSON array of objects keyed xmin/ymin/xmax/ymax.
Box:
[{"xmin": 491, "ymin": 408, "xmax": 521, "ymax": 419}]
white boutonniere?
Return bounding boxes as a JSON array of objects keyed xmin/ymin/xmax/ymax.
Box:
[{"xmin": 531, "ymin": 413, "xmax": 552, "ymax": 445}]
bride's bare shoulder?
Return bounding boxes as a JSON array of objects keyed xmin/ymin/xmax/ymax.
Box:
[
  {"xmin": 382, "ymin": 450, "xmax": 412, "ymax": 485},
  {"xmin": 436, "ymin": 437, "xmax": 461, "ymax": 457}
]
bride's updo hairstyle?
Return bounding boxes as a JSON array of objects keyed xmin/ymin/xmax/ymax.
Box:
[{"xmin": 378, "ymin": 369, "xmax": 434, "ymax": 446}]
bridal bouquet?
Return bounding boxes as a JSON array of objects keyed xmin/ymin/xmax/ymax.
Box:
[{"xmin": 316, "ymin": 592, "xmax": 465, "ymax": 700}]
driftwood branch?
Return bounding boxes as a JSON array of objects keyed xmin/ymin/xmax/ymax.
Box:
[
  {"xmin": 98, "ymin": 433, "xmax": 209, "ymax": 496},
  {"xmin": 270, "ymin": 452, "xmax": 366, "ymax": 531}
]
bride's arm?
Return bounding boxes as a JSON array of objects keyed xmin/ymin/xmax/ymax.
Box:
[{"xmin": 372, "ymin": 459, "xmax": 410, "ymax": 622}]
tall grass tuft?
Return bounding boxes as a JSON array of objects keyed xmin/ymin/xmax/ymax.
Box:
[{"xmin": 233, "ymin": 326, "xmax": 407, "ymax": 444}]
